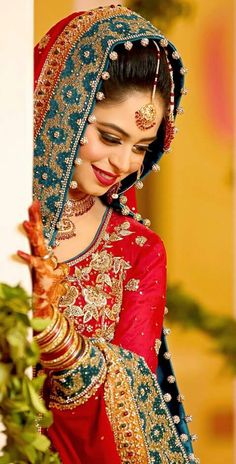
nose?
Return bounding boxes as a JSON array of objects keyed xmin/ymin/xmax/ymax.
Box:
[{"xmin": 109, "ymin": 146, "xmax": 133, "ymax": 175}]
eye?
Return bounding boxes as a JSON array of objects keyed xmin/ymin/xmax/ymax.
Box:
[
  {"xmin": 98, "ymin": 130, "xmax": 121, "ymax": 145},
  {"xmin": 133, "ymin": 145, "xmax": 152, "ymax": 154}
]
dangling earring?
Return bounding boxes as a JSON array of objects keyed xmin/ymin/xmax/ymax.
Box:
[
  {"xmin": 106, "ymin": 182, "xmax": 121, "ymax": 205},
  {"xmin": 135, "ymin": 165, "xmax": 144, "ymax": 190},
  {"xmin": 74, "ymin": 157, "xmax": 82, "ymax": 166}
]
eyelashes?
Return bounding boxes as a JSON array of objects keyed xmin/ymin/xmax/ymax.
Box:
[
  {"xmin": 99, "ymin": 131, "xmax": 121, "ymax": 145},
  {"xmin": 98, "ymin": 130, "xmax": 152, "ymax": 154}
]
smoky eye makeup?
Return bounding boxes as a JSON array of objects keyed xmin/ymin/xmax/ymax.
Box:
[
  {"xmin": 97, "ymin": 129, "xmax": 122, "ymax": 144},
  {"xmin": 133, "ymin": 145, "xmax": 152, "ymax": 154},
  {"xmin": 97, "ymin": 126, "xmax": 155, "ymax": 153}
]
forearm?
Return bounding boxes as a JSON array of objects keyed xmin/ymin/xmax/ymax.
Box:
[{"xmin": 34, "ymin": 307, "xmax": 107, "ymax": 409}]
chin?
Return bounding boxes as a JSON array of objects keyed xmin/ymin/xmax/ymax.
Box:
[{"xmin": 77, "ymin": 183, "xmax": 108, "ymax": 197}]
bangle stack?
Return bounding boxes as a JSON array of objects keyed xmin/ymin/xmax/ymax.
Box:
[{"xmin": 34, "ymin": 307, "xmax": 83, "ymax": 371}]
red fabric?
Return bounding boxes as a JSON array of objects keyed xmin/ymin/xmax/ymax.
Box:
[
  {"xmin": 48, "ymin": 385, "xmax": 120, "ymax": 464},
  {"xmin": 113, "ymin": 220, "xmax": 166, "ymax": 373},
  {"xmin": 35, "ymin": 10, "xmax": 167, "ymax": 462},
  {"xmin": 34, "ymin": 12, "xmax": 84, "ymax": 88},
  {"xmin": 46, "ymin": 211, "xmax": 166, "ymax": 463},
  {"xmin": 125, "ymin": 186, "xmax": 137, "ymax": 211}
]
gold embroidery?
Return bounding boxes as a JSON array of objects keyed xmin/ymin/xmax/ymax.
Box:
[
  {"xmin": 102, "ymin": 343, "xmax": 190, "ymax": 463},
  {"xmin": 67, "ymin": 209, "xmax": 112, "ymax": 265},
  {"xmin": 106, "ymin": 221, "xmax": 134, "ymax": 244},
  {"xmin": 38, "ymin": 33, "xmax": 50, "ymax": 50},
  {"xmin": 49, "ymin": 341, "xmax": 107, "ymax": 409},
  {"xmin": 154, "ymin": 338, "xmax": 162, "ymax": 354},
  {"xmin": 94, "ymin": 322, "xmax": 116, "ymax": 342},
  {"xmin": 97, "ymin": 340, "xmax": 150, "ymax": 464},
  {"xmin": 125, "ymin": 278, "xmax": 140, "ymax": 291},
  {"xmin": 90, "ymin": 250, "xmax": 113, "ymax": 272},
  {"xmin": 48, "ymin": 336, "xmax": 190, "ymax": 462},
  {"xmin": 34, "ymin": 6, "xmax": 164, "ymax": 241},
  {"xmin": 60, "ymin": 248, "xmax": 131, "ymax": 341},
  {"xmin": 59, "ymin": 285, "xmax": 79, "ymax": 306},
  {"xmin": 135, "ymin": 235, "xmax": 148, "ymax": 247}
]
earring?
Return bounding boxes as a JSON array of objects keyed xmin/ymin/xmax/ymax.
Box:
[
  {"xmin": 74, "ymin": 157, "xmax": 82, "ymax": 166},
  {"xmin": 106, "ymin": 182, "xmax": 121, "ymax": 204},
  {"xmin": 70, "ymin": 180, "xmax": 78, "ymax": 190},
  {"xmin": 135, "ymin": 165, "xmax": 144, "ymax": 190}
]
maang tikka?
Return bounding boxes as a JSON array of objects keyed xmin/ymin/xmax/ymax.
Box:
[{"xmin": 135, "ymin": 41, "xmax": 161, "ymax": 131}]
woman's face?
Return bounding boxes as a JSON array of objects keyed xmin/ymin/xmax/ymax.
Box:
[{"xmin": 71, "ymin": 91, "xmax": 165, "ymax": 197}]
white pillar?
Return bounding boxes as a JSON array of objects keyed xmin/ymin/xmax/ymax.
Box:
[
  {"xmin": 0, "ymin": 0, "xmax": 33, "ymax": 288},
  {"xmin": 0, "ymin": 0, "xmax": 33, "ymax": 451}
]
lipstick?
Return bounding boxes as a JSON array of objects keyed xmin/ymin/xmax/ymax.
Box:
[{"xmin": 92, "ymin": 165, "xmax": 118, "ymax": 187}]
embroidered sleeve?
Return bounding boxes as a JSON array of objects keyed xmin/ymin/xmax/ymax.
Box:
[
  {"xmin": 112, "ymin": 234, "xmax": 167, "ymax": 373},
  {"xmin": 47, "ymin": 337, "xmax": 191, "ymax": 463}
]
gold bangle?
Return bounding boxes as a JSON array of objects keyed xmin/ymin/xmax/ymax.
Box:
[
  {"xmin": 43, "ymin": 332, "xmax": 83, "ymax": 370},
  {"xmin": 40, "ymin": 317, "xmax": 68, "ymax": 353},
  {"xmin": 55, "ymin": 335, "xmax": 83, "ymax": 370},
  {"xmin": 37, "ymin": 312, "xmax": 63, "ymax": 348},
  {"xmin": 47, "ymin": 319, "xmax": 75, "ymax": 356},
  {"xmin": 39, "ymin": 313, "xmax": 67, "ymax": 348},
  {"xmin": 34, "ymin": 306, "xmax": 59, "ymax": 341},
  {"xmin": 51, "ymin": 337, "xmax": 90, "ymax": 375},
  {"xmin": 36, "ymin": 316, "xmax": 63, "ymax": 350},
  {"xmin": 41, "ymin": 325, "xmax": 78, "ymax": 365},
  {"xmin": 42, "ymin": 335, "xmax": 79, "ymax": 369}
]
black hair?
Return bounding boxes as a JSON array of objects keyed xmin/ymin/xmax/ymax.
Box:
[{"xmin": 102, "ymin": 41, "xmax": 171, "ymax": 109}]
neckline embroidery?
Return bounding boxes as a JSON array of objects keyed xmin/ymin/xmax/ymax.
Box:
[{"xmin": 64, "ymin": 207, "xmax": 112, "ymax": 265}]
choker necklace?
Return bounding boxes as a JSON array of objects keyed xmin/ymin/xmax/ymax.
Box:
[{"xmin": 56, "ymin": 195, "xmax": 95, "ymax": 242}]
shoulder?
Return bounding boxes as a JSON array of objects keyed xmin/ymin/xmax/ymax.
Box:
[{"xmin": 110, "ymin": 209, "xmax": 166, "ymax": 259}]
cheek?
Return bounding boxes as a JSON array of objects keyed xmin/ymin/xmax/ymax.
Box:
[
  {"xmin": 78, "ymin": 126, "xmax": 106, "ymax": 162},
  {"xmin": 78, "ymin": 141, "xmax": 104, "ymax": 163},
  {"xmin": 131, "ymin": 155, "xmax": 145, "ymax": 172}
]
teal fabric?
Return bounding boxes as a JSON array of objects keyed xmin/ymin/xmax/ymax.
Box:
[
  {"xmin": 34, "ymin": 6, "xmax": 184, "ymax": 246},
  {"xmin": 158, "ymin": 332, "xmax": 194, "ymax": 457}
]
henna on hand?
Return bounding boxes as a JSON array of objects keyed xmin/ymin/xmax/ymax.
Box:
[{"xmin": 17, "ymin": 200, "xmax": 69, "ymax": 320}]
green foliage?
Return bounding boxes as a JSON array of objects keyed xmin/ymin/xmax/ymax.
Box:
[
  {"xmin": 167, "ymin": 285, "xmax": 236, "ymax": 372},
  {"xmin": 126, "ymin": 0, "xmax": 192, "ymax": 32},
  {"xmin": 0, "ymin": 283, "xmax": 60, "ymax": 463},
  {"xmin": 1, "ymin": 280, "xmax": 235, "ymax": 461}
]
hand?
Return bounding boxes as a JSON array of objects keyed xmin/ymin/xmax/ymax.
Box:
[{"xmin": 17, "ymin": 200, "xmax": 69, "ymax": 320}]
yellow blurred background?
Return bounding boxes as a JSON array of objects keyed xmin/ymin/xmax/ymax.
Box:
[{"xmin": 35, "ymin": 1, "xmax": 234, "ymax": 462}]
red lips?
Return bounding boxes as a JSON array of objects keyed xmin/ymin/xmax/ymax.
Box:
[{"xmin": 92, "ymin": 165, "xmax": 118, "ymax": 187}]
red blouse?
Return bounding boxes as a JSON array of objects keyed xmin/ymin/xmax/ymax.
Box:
[{"xmin": 47, "ymin": 208, "xmax": 167, "ymax": 463}]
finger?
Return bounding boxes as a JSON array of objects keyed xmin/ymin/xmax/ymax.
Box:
[
  {"xmin": 17, "ymin": 250, "xmax": 33, "ymax": 265},
  {"xmin": 23, "ymin": 220, "xmax": 33, "ymax": 235},
  {"xmin": 22, "ymin": 220, "xmax": 43, "ymax": 254},
  {"xmin": 26, "ymin": 202, "xmax": 48, "ymax": 257},
  {"xmin": 29, "ymin": 200, "xmax": 42, "ymax": 225}
]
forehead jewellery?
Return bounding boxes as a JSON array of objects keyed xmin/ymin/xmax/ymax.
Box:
[{"xmin": 135, "ymin": 41, "xmax": 161, "ymax": 131}]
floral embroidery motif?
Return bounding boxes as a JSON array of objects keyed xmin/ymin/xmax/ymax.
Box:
[
  {"xmin": 135, "ymin": 235, "xmax": 148, "ymax": 247},
  {"xmin": 104, "ymin": 220, "xmax": 134, "ymax": 245},
  {"xmin": 125, "ymin": 278, "xmax": 140, "ymax": 291},
  {"xmin": 59, "ymin": 247, "xmax": 131, "ymax": 341},
  {"xmin": 60, "ymin": 285, "xmax": 79, "ymax": 306}
]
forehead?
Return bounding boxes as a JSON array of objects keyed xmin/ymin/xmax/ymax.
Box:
[{"xmin": 94, "ymin": 91, "xmax": 165, "ymax": 139}]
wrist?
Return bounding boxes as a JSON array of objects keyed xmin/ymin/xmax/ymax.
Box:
[{"xmin": 34, "ymin": 308, "xmax": 83, "ymax": 371}]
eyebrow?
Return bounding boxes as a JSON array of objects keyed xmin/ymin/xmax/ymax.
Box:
[{"xmin": 97, "ymin": 121, "xmax": 157, "ymax": 143}]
